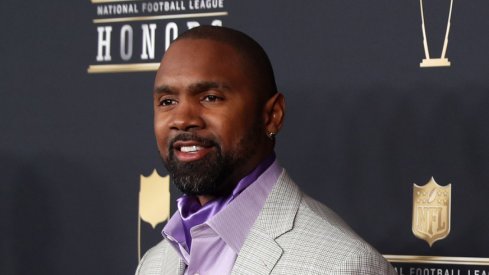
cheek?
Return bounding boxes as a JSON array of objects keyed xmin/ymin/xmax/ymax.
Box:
[
  {"xmin": 208, "ymin": 113, "xmax": 258, "ymax": 149},
  {"xmin": 154, "ymin": 116, "xmax": 169, "ymax": 151}
]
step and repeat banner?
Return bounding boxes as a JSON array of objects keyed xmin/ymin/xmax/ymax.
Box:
[{"xmin": 2, "ymin": 0, "xmax": 489, "ymax": 274}]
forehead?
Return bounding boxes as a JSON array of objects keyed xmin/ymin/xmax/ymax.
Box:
[
  {"xmin": 155, "ymin": 39, "xmax": 248, "ymax": 84},
  {"xmin": 165, "ymin": 38, "xmax": 240, "ymax": 62}
]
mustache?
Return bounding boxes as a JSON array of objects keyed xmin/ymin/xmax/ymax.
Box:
[{"xmin": 168, "ymin": 132, "xmax": 219, "ymax": 149}]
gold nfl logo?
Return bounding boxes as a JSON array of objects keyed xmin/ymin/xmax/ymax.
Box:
[{"xmin": 412, "ymin": 177, "xmax": 452, "ymax": 246}]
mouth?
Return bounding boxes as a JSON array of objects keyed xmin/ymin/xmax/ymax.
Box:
[
  {"xmin": 172, "ymin": 140, "xmax": 215, "ymax": 162},
  {"xmin": 179, "ymin": 145, "xmax": 204, "ymax": 153}
]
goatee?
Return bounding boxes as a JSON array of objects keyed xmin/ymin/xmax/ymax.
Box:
[{"xmin": 162, "ymin": 133, "xmax": 237, "ymax": 197}]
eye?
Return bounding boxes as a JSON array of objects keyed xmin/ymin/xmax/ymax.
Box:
[
  {"xmin": 159, "ymin": 98, "xmax": 177, "ymax": 106},
  {"xmin": 202, "ymin": 95, "xmax": 222, "ymax": 102}
]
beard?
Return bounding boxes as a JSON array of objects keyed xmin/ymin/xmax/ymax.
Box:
[{"xmin": 161, "ymin": 132, "xmax": 255, "ymax": 197}]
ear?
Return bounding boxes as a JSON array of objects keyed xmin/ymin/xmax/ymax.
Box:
[{"xmin": 263, "ymin": 92, "xmax": 285, "ymax": 137}]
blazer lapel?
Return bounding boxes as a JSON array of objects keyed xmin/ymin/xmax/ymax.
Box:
[
  {"xmin": 232, "ymin": 171, "xmax": 302, "ymax": 275},
  {"xmin": 160, "ymin": 244, "xmax": 186, "ymax": 275},
  {"xmin": 176, "ymin": 259, "xmax": 186, "ymax": 275},
  {"xmin": 231, "ymin": 230, "xmax": 283, "ymax": 274}
]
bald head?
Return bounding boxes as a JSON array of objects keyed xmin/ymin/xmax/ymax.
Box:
[{"xmin": 171, "ymin": 25, "xmax": 278, "ymax": 101}]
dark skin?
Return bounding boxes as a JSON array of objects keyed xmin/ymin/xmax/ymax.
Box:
[{"xmin": 153, "ymin": 38, "xmax": 285, "ymax": 205}]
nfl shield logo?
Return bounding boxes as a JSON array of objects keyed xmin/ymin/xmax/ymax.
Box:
[
  {"xmin": 412, "ymin": 177, "xmax": 451, "ymax": 246},
  {"xmin": 139, "ymin": 170, "xmax": 170, "ymax": 228}
]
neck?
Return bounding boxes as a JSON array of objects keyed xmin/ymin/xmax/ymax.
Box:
[{"xmin": 197, "ymin": 195, "xmax": 214, "ymax": 206}]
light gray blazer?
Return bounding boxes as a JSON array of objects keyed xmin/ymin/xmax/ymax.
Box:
[{"xmin": 136, "ymin": 170, "xmax": 397, "ymax": 275}]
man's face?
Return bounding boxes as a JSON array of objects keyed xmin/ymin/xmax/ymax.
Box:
[{"xmin": 153, "ymin": 38, "xmax": 269, "ymax": 198}]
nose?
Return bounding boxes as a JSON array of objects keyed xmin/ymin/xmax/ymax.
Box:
[{"xmin": 169, "ymin": 100, "xmax": 205, "ymax": 131}]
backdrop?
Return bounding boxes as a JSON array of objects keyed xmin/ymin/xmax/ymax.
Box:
[{"xmin": 2, "ymin": 0, "xmax": 489, "ymax": 274}]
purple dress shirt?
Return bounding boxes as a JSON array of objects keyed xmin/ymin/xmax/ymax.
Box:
[{"xmin": 162, "ymin": 155, "xmax": 283, "ymax": 275}]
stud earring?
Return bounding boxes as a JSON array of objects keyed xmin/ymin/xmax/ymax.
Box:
[{"xmin": 267, "ymin": 131, "xmax": 276, "ymax": 140}]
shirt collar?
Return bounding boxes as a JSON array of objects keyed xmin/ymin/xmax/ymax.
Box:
[
  {"xmin": 162, "ymin": 153, "xmax": 281, "ymax": 252},
  {"xmin": 207, "ymin": 159, "xmax": 283, "ymax": 253}
]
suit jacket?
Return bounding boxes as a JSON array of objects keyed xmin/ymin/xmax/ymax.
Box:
[{"xmin": 136, "ymin": 170, "xmax": 397, "ymax": 275}]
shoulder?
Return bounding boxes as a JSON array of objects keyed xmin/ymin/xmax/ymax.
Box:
[{"xmin": 274, "ymin": 188, "xmax": 396, "ymax": 274}]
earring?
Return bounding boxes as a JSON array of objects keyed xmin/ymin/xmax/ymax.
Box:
[{"xmin": 267, "ymin": 131, "xmax": 276, "ymax": 140}]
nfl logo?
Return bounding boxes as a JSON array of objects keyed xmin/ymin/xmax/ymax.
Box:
[{"xmin": 412, "ymin": 177, "xmax": 451, "ymax": 246}]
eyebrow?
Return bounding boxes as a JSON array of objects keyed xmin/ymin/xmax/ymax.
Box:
[
  {"xmin": 153, "ymin": 85, "xmax": 174, "ymax": 95},
  {"xmin": 153, "ymin": 81, "xmax": 230, "ymax": 95},
  {"xmin": 189, "ymin": 81, "xmax": 229, "ymax": 94}
]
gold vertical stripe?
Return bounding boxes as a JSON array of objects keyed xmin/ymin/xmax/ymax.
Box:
[{"xmin": 138, "ymin": 209, "xmax": 141, "ymax": 262}]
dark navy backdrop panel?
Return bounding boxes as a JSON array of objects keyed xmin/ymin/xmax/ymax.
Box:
[{"xmin": 2, "ymin": 0, "xmax": 488, "ymax": 274}]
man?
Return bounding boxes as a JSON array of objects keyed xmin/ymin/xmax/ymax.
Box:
[{"xmin": 136, "ymin": 25, "xmax": 396, "ymax": 275}]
